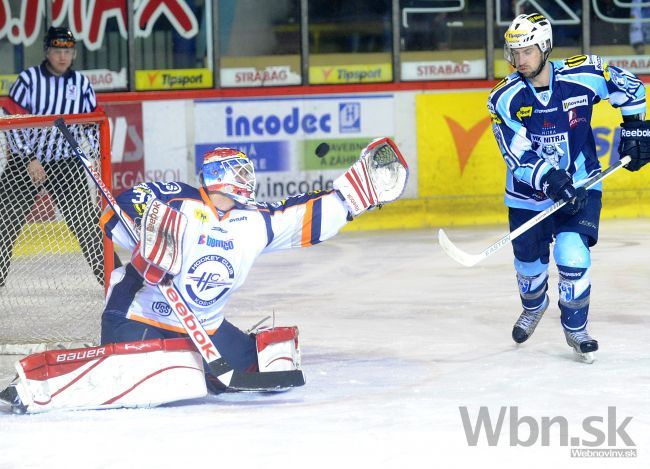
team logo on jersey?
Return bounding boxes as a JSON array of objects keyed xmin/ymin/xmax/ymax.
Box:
[
  {"xmin": 185, "ymin": 254, "xmax": 234, "ymax": 307},
  {"xmin": 151, "ymin": 182, "xmax": 182, "ymax": 194},
  {"xmin": 516, "ymin": 106, "xmax": 532, "ymax": 120},
  {"xmin": 66, "ymin": 84, "xmax": 77, "ymax": 99},
  {"xmin": 531, "ymin": 133, "xmax": 568, "ymax": 169},
  {"xmin": 562, "ymin": 95, "xmax": 588, "ymax": 112},
  {"xmin": 565, "ymin": 55, "xmax": 588, "ymax": 68},
  {"xmin": 198, "ymin": 235, "xmax": 235, "ymax": 250},
  {"xmin": 152, "ymin": 301, "xmax": 172, "ymax": 316}
]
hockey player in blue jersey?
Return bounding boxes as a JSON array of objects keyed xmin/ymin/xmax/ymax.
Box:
[{"xmin": 488, "ymin": 13, "xmax": 647, "ymax": 363}]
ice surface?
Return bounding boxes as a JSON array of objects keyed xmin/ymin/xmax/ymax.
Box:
[{"xmin": 1, "ymin": 220, "xmax": 648, "ymax": 469}]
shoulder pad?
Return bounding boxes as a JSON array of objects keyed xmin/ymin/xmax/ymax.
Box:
[
  {"xmin": 133, "ymin": 182, "xmax": 201, "ymax": 202},
  {"xmin": 490, "ymin": 72, "xmax": 521, "ymax": 94},
  {"xmin": 557, "ymin": 55, "xmax": 604, "ymax": 72}
]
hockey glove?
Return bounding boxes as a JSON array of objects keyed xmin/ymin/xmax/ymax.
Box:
[
  {"xmin": 333, "ymin": 137, "xmax": 409, "ymax": 216},
  {"xmin": 541, "ymin": 168, "xmax": 588, "ymax": 215},
  {"xmin": 618, "ymin": 120, "xmax": 650, "ymax": 171}
]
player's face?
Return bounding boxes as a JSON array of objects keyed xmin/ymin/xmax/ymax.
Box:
[
  {"xmin": 46, "ymin": 47, "xmax": 75, "ymax": 76},
  {"xmin": 511, "ymin": 45, "xmax": 543, "ymax": 77}
]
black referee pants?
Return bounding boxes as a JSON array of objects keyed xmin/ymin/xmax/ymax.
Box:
[{"xmin": 0, "ymin": 156, "xmax": 110, "ymax": 286}]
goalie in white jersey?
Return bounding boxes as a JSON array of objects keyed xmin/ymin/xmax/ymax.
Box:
[{"xmin": 0, "ymin": 138, "xmax": 408, "ymax": 414}]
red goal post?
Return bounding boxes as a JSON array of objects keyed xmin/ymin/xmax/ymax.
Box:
[{"xmin": 0, "ymin": 110, "xmax": 115, "ymax": 354}]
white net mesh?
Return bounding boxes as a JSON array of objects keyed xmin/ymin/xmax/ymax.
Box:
[{"xmin": 0, "ymin": 115, "xmax": 109, "ymax": 353}]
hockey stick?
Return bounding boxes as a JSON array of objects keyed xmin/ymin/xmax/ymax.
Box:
[
  {"xmin": 54, "ymin": 118, "xmax": 304, "ymax": 390},
  {"xmin": 438, "ymin": 156, "xmax": 631, "ymax": 267}
]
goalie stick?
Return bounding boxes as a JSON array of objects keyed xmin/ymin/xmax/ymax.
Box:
[
  {"xmin": 438, "ymin": 156, "xmax": 631, "ymax": 267},
  {"xmin": 54, "ymin": 118, "xmax": 304, "ymax": 391}
]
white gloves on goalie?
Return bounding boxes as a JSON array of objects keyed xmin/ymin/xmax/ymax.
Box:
[
  {"xmin": 333, "ymin": 137, "xmax": 409, "ymax": 217},
  {"xmin": 131, "ymin": 199, "xmax": 188, "ymax": 285}
]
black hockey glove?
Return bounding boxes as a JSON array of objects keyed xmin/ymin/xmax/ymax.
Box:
[
  {"xmin": 618, "ymin": 120, "xmax": 650, "ymax": 172},
  {"xmin": 541, "ymin": 168, "xmax": 588, "ymax": 215}
]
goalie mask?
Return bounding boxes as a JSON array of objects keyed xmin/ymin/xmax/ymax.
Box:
[
  {"xmin": 200, "ymin": 148, "xmax": 257, "ymax": 206},
  {"xmin": 504, "ymin": 13, "xmax": 553, "ymax": 76}
]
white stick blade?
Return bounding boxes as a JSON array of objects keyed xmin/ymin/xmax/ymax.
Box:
[{"xmin": 437, "ymin": 229, "xmax": 483, "ymax": 267}]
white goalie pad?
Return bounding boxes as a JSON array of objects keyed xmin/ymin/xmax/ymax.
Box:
[
  {"xmin": 256, "ymin": 327, "xmax": 301, "ymax": 372},
  {"xmin": 333, "ymin": 137, "xmax": 409, "ymax": 216},
  {"xmin": 13, "ymin": 338, "xmax": 207, "ymax": 413},
  {"xmin": 140, "ymin": 199, "xmax": 188, "ymax": 275}
]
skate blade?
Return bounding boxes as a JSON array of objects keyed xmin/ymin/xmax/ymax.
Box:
[{"xmin": 573, "ymin": 350, "xmax": 595, "ymax": 364}]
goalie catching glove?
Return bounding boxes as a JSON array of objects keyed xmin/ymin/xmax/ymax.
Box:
[
  {"xmin": 131, "ymin": 199, "xmax": 188, "ymax": 285},
  {"xmin": 333, "ymin": 137, "xmax": 409, "ymax": 216},
  {"xmin": 618, "ymin": 120, "xmax": 650, "ymax": 172}
]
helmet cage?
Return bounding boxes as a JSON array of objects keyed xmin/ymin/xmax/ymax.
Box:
[
  {"xmin": 201, "ymin": 150, "xmax": 256, "ymax": 206},
  {"xmin": 504, "ymin": 13, "xmax": 553, "ymax": 67}
]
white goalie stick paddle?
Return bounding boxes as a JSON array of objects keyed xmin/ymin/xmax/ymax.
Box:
[
  {"xmin": 54, "ymin": 118, "xmax": 304, "ymax": 391},
  {"xmin": 438, "ymin": 156, "xmax": 632, "ymax": 267}
]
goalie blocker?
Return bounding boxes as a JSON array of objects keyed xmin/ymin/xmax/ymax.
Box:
[{"xmin": 0, "ymin": 327, "xmax": 301, "ymax": 414}]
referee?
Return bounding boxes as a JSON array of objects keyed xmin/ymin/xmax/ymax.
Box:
[{"xmin": 0, "ymin": 26, "xmax": 118, "ymax": 287}]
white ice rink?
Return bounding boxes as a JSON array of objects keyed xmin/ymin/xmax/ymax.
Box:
[{"xmin": 0, "ymin": 219, "xmax": 648, "ymax": 469}]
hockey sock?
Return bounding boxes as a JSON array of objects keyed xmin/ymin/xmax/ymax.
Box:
[
  {"xmin": 515, "ymin": 259, "xmax": 549, "ymax": 312},
  {"xmin": 558, "ymin": 266, "xmax": 590, "ymax": 331}
]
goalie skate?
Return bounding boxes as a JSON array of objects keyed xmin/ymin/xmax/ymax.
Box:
[
  {"xmin": 564, "ymin": 329, "xmax": 598, "ymax": 364},
  {"xmin": 0, "ymin": 379, "xmax": 26, "ymax": 414},
  {"xmin": 512, "ymin": 296, "xmax": 549, "ymax": 344}
]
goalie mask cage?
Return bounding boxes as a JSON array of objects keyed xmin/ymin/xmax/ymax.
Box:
[{"xmin": 0, "ymin": 111, "xmax": 114, "ymax": 354}]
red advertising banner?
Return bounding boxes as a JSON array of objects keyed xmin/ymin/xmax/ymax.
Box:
[{"xmin": 102, "ymin": 102, "xmax": 145, "ymax": 194}]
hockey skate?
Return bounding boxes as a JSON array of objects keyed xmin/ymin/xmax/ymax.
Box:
[
  {"xmin": 564, "ymin": 329, "xmax": 598, "ymax": 364},
  {"xmin": 0, "ymin": 378, "xmax": 26, "ymax": 414},
  {"xmin": 512, "ymin": 296, "xmax": 549, "ymax": 344}
]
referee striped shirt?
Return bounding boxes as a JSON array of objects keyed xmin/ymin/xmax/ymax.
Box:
[{"xmin": 7, "ymin": 61, "xmax": 97, "ymax": 163}]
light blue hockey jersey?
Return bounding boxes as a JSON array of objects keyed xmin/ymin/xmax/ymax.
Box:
[{"xmin": 487, "ymin": 55, "xmax": 646, "ymax": 210}]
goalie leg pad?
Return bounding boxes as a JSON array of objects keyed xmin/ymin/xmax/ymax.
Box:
[
  {"xmin": 13, "ymin": 338, "xmax": 207, "ymax": 413},
  {"xmin": 255, "ymin": 326, "xmax": 301, "ymax": 372}
]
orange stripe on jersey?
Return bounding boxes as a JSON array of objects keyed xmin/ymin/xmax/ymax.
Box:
[
  {"xmin": 129, "ymin": 314, "xmax": 218, "ymax": 335},
  {"xmin": 199, "ymin": 187, "xmax": 234, "ymax": 221},
  {"xmin": 300, "ymin": 199, "xmax": 314, "ymax": 246},
  {"xmin": 99, "ymin": 208, "xmax": 114, "ymax": 234}
]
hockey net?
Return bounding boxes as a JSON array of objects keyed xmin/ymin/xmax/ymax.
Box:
[{"xmin": 0, "ymin": 111, "xmax": 114, "ymax": 354}]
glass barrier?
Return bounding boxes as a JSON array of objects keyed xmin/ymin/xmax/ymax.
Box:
[
  {"xmin": 400, "ymin": 0, "xmax": 487, "ymax": 81},
  {"xmin": 591, "ymin": 0, "xmax": 650, "ymax": 76},
  {"xmin": 308, "ymin": 0, "xmax": 393, "ymax": 85},
  {"xmin": 134, "ymin": 0, "xmax": 211, "ymax": 91},
  {"xmin": 0, "ymin": 1, "xmax": 648, "ymax": 93},
  {"xmin": 219, "ymin": 0, "xmax": 301, "ymax": 87}
]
